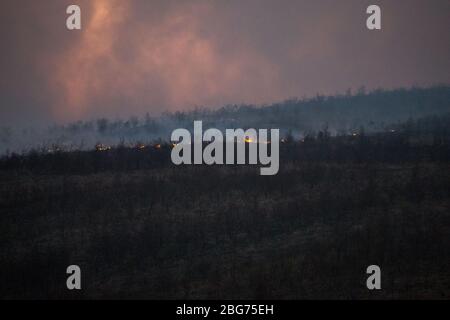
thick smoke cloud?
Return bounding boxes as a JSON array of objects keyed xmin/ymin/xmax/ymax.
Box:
[{"xmin": 1, "ymin": 0, "xmax": 449, "ymax": 126}]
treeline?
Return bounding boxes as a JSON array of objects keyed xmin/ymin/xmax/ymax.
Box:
[
  {"xmin": 1, "ymin": 86, "xmax": 449, "ymax": 154},
  {"xmin": 1, "ymin": 113, "xmax": 450, "ymax": 175}
]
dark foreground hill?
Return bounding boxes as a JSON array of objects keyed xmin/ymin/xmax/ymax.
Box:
[{"xmin": 0, "ymin": 115, "xmax": 449, "ymax": 299}]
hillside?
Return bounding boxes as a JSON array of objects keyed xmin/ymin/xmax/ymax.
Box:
[{"xmin": 1, "ymin": 115, "xmax": 449, "ymax": 299}]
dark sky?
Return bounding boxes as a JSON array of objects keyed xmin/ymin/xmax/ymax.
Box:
[{"xmin": 1, "ymin": 0, "xmax": 449, "ymax": 126}]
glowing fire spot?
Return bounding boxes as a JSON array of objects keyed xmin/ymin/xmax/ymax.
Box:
[{"xmin": 95, "ymin": 143, "xmax": 111, "ymax": 152}]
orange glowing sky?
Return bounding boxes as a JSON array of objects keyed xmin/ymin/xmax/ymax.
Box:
[
  {"xmin": 51, "ymin": 0, "xmax": 283, "ymax": 121},
  {"xmin": 1, "ymin": 0, "xmax": 449, "ymax": 125}
]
